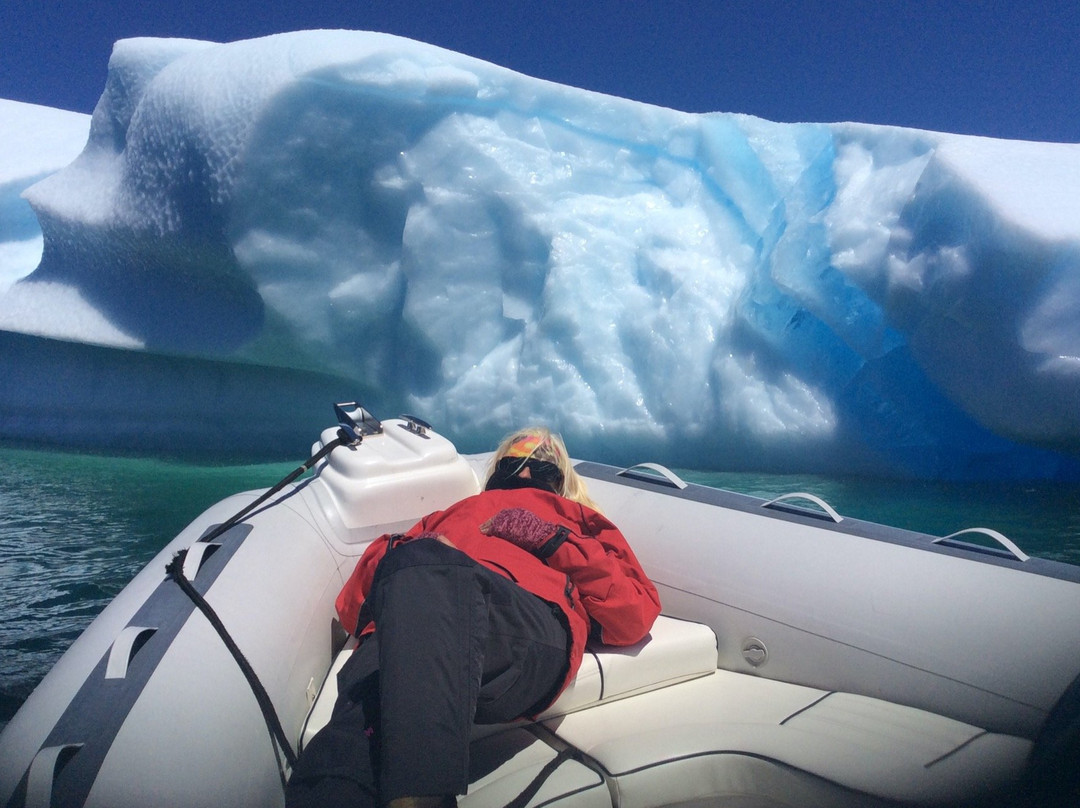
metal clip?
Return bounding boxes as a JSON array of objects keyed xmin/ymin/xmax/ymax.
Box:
[{"xmin": 399, "ymin": 414, "xmax": 432, "ymax": 438}]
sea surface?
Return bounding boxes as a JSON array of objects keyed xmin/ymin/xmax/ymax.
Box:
[{"xmin": 2, "ymin": 446, "xmax": 1080, "ymax": 731}]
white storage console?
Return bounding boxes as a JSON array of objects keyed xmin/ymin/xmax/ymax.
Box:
[{"xmin": 311, "ymin": 415, "xmax": 480, "ymax": 533}]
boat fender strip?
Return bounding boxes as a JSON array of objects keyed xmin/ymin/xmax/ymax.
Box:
[{"xmin": 165, "ymin": 550, "xmax": 299, "ymax": 777}]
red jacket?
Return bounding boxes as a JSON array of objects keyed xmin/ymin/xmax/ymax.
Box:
[{"xmin": 336, "ymin": 487, "xmax": 661, "ymax": 702}]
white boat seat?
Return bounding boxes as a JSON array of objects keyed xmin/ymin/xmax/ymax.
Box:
[
  {"xmin": 298, "ymin": 615, "xmax": 1033, "ymax": 806},
  {"xmin": 299, "ymin": 615, "xmax": 718, "ymax": 751},
  {"xmin": 538, "ymin": 614, "xmax": 718, "ymax": 719},
  {"xmin": 540, "ymin": 668, "xmax": 1034, "ymax": 807}
]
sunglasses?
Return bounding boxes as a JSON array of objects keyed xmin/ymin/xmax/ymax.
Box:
[{"xmin": 486, "ymin": 456, "xmax": 564, "ymax": 493}]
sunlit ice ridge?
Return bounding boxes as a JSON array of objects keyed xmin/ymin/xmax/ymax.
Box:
[{"xmin": 2, "ymin": 30, "xmax": 1080, "ymax": 479}]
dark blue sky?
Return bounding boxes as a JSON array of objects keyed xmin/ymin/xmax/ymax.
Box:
[{"xmin": 2, "ymin": 1, "xmax": 1078, "ymax": 143}]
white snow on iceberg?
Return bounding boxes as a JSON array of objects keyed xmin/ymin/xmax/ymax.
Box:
[
  {"xmin": 2, "ymin": 31, "xmax": 1079, "ymax": 478},
  {"xmin": 0, "ymin": 101, "xmax": 90, "ymax": 291}
]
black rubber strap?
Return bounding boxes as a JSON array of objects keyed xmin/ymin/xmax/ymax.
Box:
[
  {"xmin": 502, "ymin": 746, "xmax": 580, "ymax": 808},
  {"xmin": 166, "ymin": 550, "xmax": 299, "ymax": 775},
  {"xmin": 200, "ymin": 432, "xmax": 349, "ymax": 545},
  {"xmin": 537, "ymin": 525, "xmax": 571, "ymax": 559}
]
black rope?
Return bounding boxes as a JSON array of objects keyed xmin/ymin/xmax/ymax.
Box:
[
  {"xmin": 199, "ymin": 431, "xmax": 351, "ymax": 545},
  {"xmin": 162, "ymin": 423, "xmax": 360, "ymax": 787},
  {"xmin": 502, "ymin": 746, "xmax": 581, "ymax": 808},
  {"xmin": 166, "ymin": 549, "xmax": 299, "ymax": 774}
]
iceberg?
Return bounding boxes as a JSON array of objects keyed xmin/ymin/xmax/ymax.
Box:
[
  {"xmin": 1, "ymin": 30, "xmax": 1079, "ymax": 478},
  {"xmin": 0, "ymin": 101, "xmax": 90, "ymax": 296}
]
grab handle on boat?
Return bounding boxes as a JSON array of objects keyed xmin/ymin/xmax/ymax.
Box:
[
  {"xmin": 105, "ymin": 626, "xmax": 158, "ymax": 680},
  {"xmin": 182, "ymin": 540, "xmax": 220, "ymax": 579},
  {"xmin": 616, "ymin": 463, "xmax": 688, "ymax": 489},
  {"xmin": 762, "ymin": 492, "xmax": 843, "ymax": 523},
  {"xmin": 25, "ymin": 744, "xmax": 83, "ymax": 808},
  {"xmin": 933, "ymin": 528, "xmax": 1030, "ymax": 562}
]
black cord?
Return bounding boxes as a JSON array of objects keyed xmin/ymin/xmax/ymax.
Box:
[
  {"xmin": 166, "ymin": 550, "xmax": 299, "ymax": 774},
  {"xmin": 163, "ymin": 426, "xmax": 358, "ymax": 787},
  {"xmin": 502, "ymin": 746, "xmax": 580, "ymax": 808},
  {"xmin": 200, "ymin": 432, "xmax": 350, "ymax": 545}
]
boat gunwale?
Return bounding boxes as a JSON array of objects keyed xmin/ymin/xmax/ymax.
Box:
[{"xmin": 573, "ymin": 460, "xmax": 1080, "ymax": 585}]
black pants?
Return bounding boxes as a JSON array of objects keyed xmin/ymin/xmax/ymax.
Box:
[{"xmin": 286, "ymin": 538, "xmax": 570, "ymax": 806}]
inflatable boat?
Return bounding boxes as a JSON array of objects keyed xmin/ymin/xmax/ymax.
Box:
[{"xmin": 2, "ymin": 405, "xmax": 1078, "ymax": 808}]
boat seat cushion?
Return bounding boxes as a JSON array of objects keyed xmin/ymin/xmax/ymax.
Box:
[
  {"xmin": 538, "ymin": 614, "xmax": 717, "ymax": 718},
  {"xmin": 540, "ymin": 668, "xmax": 1033, "ymax": 806},
  {"xmin": 300, "ymin": 614, "xmax": 717, "ymax": 750}
]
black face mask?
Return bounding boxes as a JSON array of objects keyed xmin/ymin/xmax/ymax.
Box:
[{"xmin": 485, "ymin": 457, "xmax": 564, "ymax": 494}]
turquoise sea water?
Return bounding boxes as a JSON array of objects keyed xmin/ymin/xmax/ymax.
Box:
[{"xmin": 2, "ymin": 446, "xmax": 1079, "ymax": 730}]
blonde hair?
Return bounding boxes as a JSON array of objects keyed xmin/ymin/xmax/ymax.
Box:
[{"xmin": 486, "ymin": 426, "xmax": 600, "ymax": 512}]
